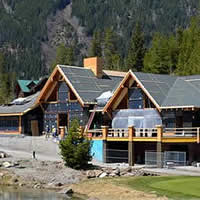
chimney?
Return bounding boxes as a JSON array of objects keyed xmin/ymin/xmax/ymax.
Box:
[{"xmin": 84, "ymin": 57, "xmax": 103, "ymax": 78}]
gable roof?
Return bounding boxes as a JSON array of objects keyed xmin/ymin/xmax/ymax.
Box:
[
  {"xmin": 17, "ymin": 80, "xmax": 39, "ymax": 93},
  {"xmin": 38, "ymin": 65, "xmax": 123, "ymax": 105},
  {"xmin": 0, "ymin": 92, "xmax": 40, "ymax": 116},
  {"xmin": 104, "ymin": 70, "xmax": 200, "ymax": 112}
]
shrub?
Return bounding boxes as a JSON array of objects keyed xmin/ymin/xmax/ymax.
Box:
[{"xmin": 59, "ymin": 119, "xmax": 92, "ymax": 169}]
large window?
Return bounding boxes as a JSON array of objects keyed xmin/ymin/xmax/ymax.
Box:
[
  {"xmin": 128, "ymin": 88, "xmax": 143, "ymax": 109},
  {"xmin": 58, "ymin": 81, "xmax": 68, "ymax": 102},
  {"xmin": 0, "ymin": 117, "xmax": 19, "ymax": 131}
]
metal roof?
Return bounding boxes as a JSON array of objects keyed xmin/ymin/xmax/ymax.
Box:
[
  {"xmin": 133, "ymin": 72, "xmax": 200, "ymax": 108},
  {"xmin": 59, "ymin": 65, "xmax": 122, "ymax": 103},
  {"xmin": 17, "ymin": 80, "xmax": 39, "ymax": 93},
  {"xmin": 0, "ymin": 92, "xmax": 39, "ymax": 115}
]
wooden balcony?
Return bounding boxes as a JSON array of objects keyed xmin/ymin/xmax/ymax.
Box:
[{"xmin": 86, "ymin": 126, "xmax": 200, "ymax": 143}]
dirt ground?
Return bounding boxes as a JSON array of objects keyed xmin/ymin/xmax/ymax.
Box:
[{"xmin": 71, "ymin": 178, "xmax": 168, "ymax": 200}]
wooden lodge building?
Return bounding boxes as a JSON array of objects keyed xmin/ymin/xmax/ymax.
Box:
[
  {"xmin": 0, "ymin": 57, "xmax": 200, "ymax": 166},
  {"xmin": 89, "ymin": 70, "xmax": 200, "ymax": 165}
]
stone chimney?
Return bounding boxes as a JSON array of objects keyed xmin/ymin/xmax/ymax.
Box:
[{"xmin": 84, "ymin": 57, "xmax": 103, "ymax": 78}]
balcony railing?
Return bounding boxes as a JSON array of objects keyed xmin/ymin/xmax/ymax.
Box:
[
  {"xmin": 86, "ymin": 126, "xmax": 200, "ymax": 143},
  {"xmin": 135, "ymin": 128, "xmax": 157, "ymax": 137},
  {"xmin": 108, "ymin": 128, "xmax": 129, "ymax": 138},
  {"xmin": 164, "ymin": 127, "xmax": 200, "ymax": 137}
]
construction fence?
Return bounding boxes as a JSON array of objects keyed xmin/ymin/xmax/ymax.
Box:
[{"xmin": 145, "ymin": 151, "xmax": 186, "ymax": 168}]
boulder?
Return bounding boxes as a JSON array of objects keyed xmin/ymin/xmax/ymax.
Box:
[
  {"xmin": 59, "ymin": 187, "xmax": 74, "ymax": 194},
  {"xmin": 0, "ymin": 151, "xmax": 8, "ymax": 158},
  {"xmin": 3, "ymin": 162, "xmax": 12, "ymax": 168},
  {"xmin": 87, "ymin": 170, "xmax": 96, "ymax": 179},
  {"xmin": 94, "ymin": 170, "xmax": 103, "ymax": 177},
  {"xmin": 55, "ymin": 182, "xmax": 63, "ymax": 187},
  {"xmin": 109, "ymin": 173, "xmax": 117, "ymax": 177},
  {"xmin": 99, "ymin": 172, "xmax": 107, "ymax": 178},
  {"xmin": 113, "ymin": 167, "xmax": 120, "ymax": 176}
]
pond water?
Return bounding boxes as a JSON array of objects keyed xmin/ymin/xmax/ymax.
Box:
[{"xmin": 0, "ymin": 187, "xmax": 85, "ymax": 200}]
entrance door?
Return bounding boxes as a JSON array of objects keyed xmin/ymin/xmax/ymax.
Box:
[
  {"xmin": 58, "ymin": 114, "xmax": 68, "ymax": 137},
  {"xmin": 58, "ymin": 114, "xmax": 68, "ymax": 127},
  {"xmin": 31, "ymin": 120, "xmax": 39, "ymax": 136}
]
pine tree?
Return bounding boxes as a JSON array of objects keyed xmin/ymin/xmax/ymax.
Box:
[
  {"xmin": 103, "ymin": 28, "xmax": 121, "ymax": 70},
  {"xmin": 0, "ymin": 52, "xmax": 15, "ymax": 104},
  {"xmin": 59, "ymin": 119, "xmax": 92, "ymax": 169},
  {"xmin": 50, "ymin": 43, "xmax": 74, "ymax": 72},
  {"xmin": 89, "ymin": 31, "xmax": 102, "ymax": 57},
  {"xmin": 176, "ymin": 17, "xmax": 200, "ymax": 75},
  {"xmin": 126, "ymin": 23, "xmax": 145, "ymax": 71},
  {"xmin": 143, "ymin": 33, "xmax": 177, "ymax": 74}
]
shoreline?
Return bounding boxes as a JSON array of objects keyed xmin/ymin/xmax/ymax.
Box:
[{"xmin": 0, "ymin": 155, "xmax": 165, "ymax": 200}]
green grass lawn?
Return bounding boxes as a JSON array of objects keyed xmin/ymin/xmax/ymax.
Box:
[{"xmin": 117, "ymin": 176, "xmax": 200, "ymax": 199}]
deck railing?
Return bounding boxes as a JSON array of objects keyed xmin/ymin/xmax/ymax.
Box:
[
  {"xmin": 87, "ymin": 129, "xmax": 103, "ymax": 138},
  {"xmin": 86, "ymin": 126, "xmax": 200, "ymax": 143},
  {"xmin": 164, "ymin": 127, "xmax": 200, "ymax": 137},
  {"xmin": 108, "ymin": 128, "xmax": 129, "ymax": 138},
  {"xmin": 135, "ymin": 128, "xmax": 157, "ymax": 137}
]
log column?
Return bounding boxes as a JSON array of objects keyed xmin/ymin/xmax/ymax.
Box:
[
  {"xmin": 128, "ymin": 126, "xmax": 135, "ymax": 166},
  {"xmin": 156, "ymin": 125, "xmax": 163, "ymax": 168},
  {"xmin": 102, "ymin": 126, "xmax": 108, "ymax": 163}
]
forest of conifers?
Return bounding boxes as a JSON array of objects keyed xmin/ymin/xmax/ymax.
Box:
[{"xmin": 0, "ymin": 0, "xmax": 200, "ymax": 102}]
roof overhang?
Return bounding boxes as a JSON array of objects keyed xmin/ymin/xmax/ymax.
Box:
[{"xmin": 160, "ymin": 105, "xmax": 197, "ymax": 110}]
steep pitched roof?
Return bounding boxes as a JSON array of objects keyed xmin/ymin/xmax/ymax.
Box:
[
  {"xmin": 58, "ymin": 65, "xmax": 123, "ymax": 104},
  {"xmin": 133, "ymin": 71, "xmax": 200, "ymax": 108},
  {"xmin": 17, "ymin": 80, "xmax": 39, "ymax": 93},
  {"xmin": 104, "ymin": 70, "xmax": 200, "ymax": 112}
]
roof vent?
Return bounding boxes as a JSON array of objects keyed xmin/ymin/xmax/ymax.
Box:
[{"xmin": 84, "ymin": 57, "xmax": 103, "ymax": 78}]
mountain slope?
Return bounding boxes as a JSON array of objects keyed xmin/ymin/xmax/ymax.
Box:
[{"xmin": 0, "ymin": 0, "xmax": 198, "ymax": 79}]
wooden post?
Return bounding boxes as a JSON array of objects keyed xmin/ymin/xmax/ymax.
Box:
[
  {"xmin": 156, "ymin": 125, "xmax": 163, "ymax": 143},
  {"xmin": 19, "ymin": 116, "xmax": 22, "ymax": 134},
  {"xmin": 102, "ymin": 126, "xmax": 108, "ymax": 140},
  {"xmin": 197, "ymin": 128, "xmax": 200, "ymax": 144},
  {"xmin": 156, "ymin": 125, "xmax": 163, "ymax": 168},
  {"xmin": 102, "ymin": 126, "xmax": 108, "ymax": 163},
  {"xmin": 128, "ymin": 126, "xmax": 135, "ymax": 166}
]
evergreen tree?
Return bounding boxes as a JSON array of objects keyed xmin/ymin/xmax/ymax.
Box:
[
  {"xmin": 89, "ymin": 31, "xmax": 102, "ymax": 57},
  {"xmin": 59, "ymin": 119, "xmax": 92, "ymax": 169},
  {"xmin": 0, "ymin": 52, "xmax": 15, "ymax": 104},
  {"xmin": 176, "ymin": 17, "xmax": 200, "ymax": 75},
  {"xmin": 143, "ymin": 33, "xmax": 178, "ymax": 74},
  {"xmin": 126, "ymin": 23, "xmax": 145, "ymax": 71},
  {"xmin": 50, "ymin": 43, "xmax": 74, "ymax": 72},
  {"xmin": 103, "ymin": 28, "xmax": 121, "ymax": 70}
]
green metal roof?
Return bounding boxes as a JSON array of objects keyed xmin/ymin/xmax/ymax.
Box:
[{"xmin": 17, "ymin": 80, "xmax": 39, "ymax": 93}]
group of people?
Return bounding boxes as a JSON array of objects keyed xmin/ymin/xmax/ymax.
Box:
[{"xmin": 44, "ymin": 125, "xmax": 58, "ymax": 139}]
